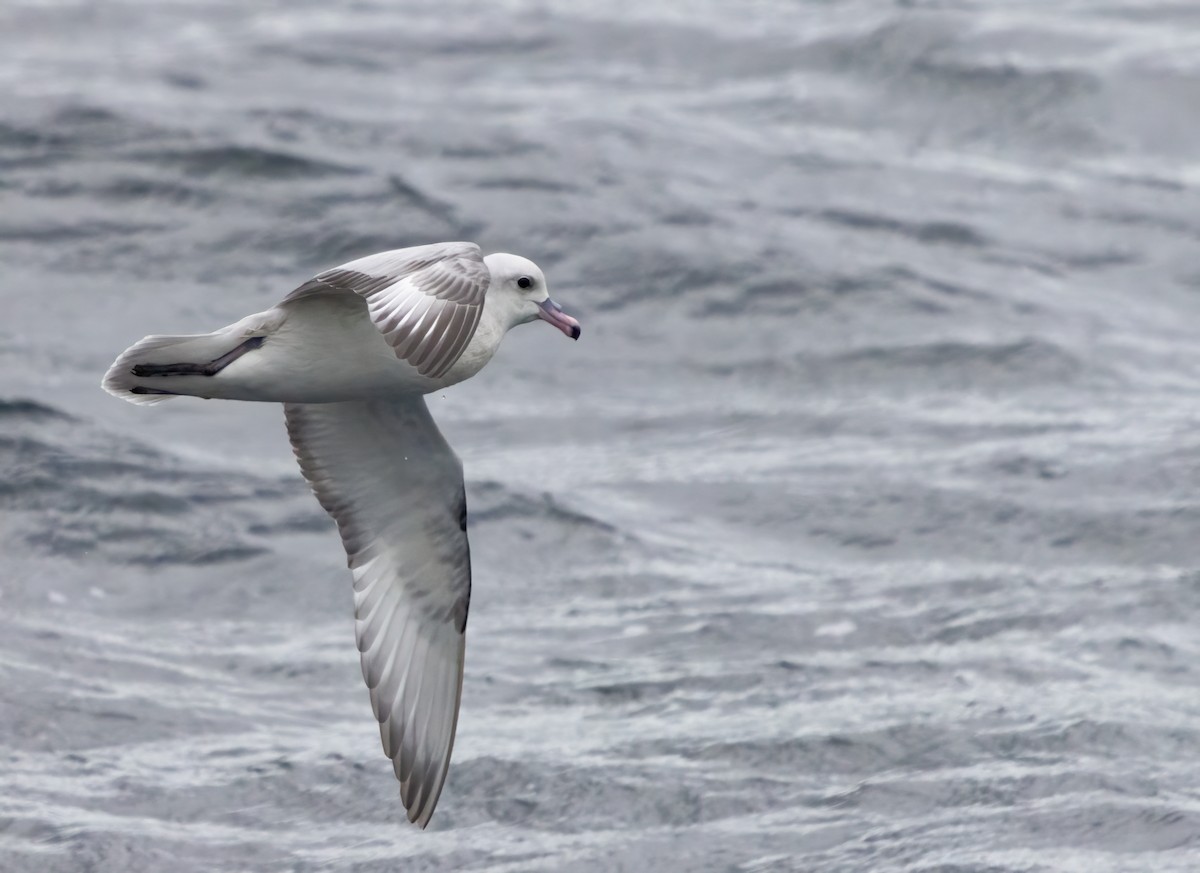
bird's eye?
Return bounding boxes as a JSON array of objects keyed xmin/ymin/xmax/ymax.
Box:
[{"xmin": 517, "ymin": 276, "xmax": 533, "ymax": 290}]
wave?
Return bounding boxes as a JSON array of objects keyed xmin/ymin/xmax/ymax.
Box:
[
  {"xmin": 799, "ymin": 17, "xmax": 1107, "ymax": 155},
  {"xmin": 704, "ymin": 337, "xmax": 1094, "ymax": 393},
  {"xmin": 0, "ymin": 397, "xmax": 283, "ymax": 569},
  {"xmin": 132, "ymin": 144, "xmax": 359, "ymax": 180},
  {"xmin": 0, "ymin": 398, "xmax": 73, "ymax": 421},
  {"xmin": 468, "ymin": 480, "xmax": 618, "ymax": 534},
  {"xmin": 815, "ymin": 208, "xmax": 989, "ymax": 248}
]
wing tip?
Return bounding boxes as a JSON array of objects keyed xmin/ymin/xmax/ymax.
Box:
[{"xmin": 410, "ymin": 794, "xmax": 438, "ymax": 829}]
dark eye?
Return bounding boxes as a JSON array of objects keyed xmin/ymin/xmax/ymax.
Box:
[{"xmin": 517, "ymin": 276, "xmax": 533, "ymax": 289}]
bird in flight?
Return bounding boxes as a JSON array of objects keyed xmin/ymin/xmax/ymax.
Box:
[{"xmin": 103, "ymin": 241, "xmax": 581, "ymax": 827}]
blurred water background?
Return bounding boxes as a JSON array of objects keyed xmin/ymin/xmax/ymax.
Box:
[{"xmin": 2, "ymin": 1, "xmax": 1200, "ymax": 870}]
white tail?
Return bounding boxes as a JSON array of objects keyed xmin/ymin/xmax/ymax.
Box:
[
  {"xmin": 103, "ymin": 308, "xmax": 287, "ymax": 405},
  {"xmin": 102, "ymin": 331, "xmax": 269, "ymax": 405}
]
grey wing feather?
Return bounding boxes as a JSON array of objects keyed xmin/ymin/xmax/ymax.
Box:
[
  {"xmin": 283, "ymin": 242, "xmax": 489, "ymax": 379},
  {"xmin": 285, "ymin": 397, "xmax": 470, "ymax": 827}
]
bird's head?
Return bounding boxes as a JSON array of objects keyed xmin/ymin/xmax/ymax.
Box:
[{"xmin": 483, "ymin": 253, "xmax": 581, "ymax": 340}]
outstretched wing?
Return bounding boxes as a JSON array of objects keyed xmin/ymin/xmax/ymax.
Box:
[
  {"xmin": 283, "ymin": 242, "xmax": 489, "ymax": 379},
  {"xmin": 285, "ymin": 397, "xmax": 471, "ymax": 827}
]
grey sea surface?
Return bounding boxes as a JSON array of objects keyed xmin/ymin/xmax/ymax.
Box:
[{"xmin": 2, "ymin": 1, "xmax": 1200, "ymax": 870}]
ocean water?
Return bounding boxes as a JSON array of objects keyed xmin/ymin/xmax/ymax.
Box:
[{"xmin": 2, "ymin": 1, "xmax": 1200, "ymax": 870}]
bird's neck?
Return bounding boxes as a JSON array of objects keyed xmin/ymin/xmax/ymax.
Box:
[{"xmin": 444, "ymin": 291, "xmax": 520, "ymax": 385}]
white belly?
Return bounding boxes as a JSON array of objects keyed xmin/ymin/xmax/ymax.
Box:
[{"xmin": 189, "ymin": 295, "xmax": 440, "ymax": 403}]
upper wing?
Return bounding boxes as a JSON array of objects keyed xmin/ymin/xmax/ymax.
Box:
[
  {"xmin": 285, "ymin": 397, "xmax": 471, "ymax": 827},
  {"xmin": 283, "ymin": 242, "xmax": 489, "ymax": 379}
]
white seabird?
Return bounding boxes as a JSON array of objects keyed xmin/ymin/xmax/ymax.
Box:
[{"xmin": 102, "ymin": 241, "xmax": 581, "ymax": 827}]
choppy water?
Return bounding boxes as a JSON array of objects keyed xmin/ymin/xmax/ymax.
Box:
[{"xmin": 3, "ymin": 1, "xmax": 1200, "ymax": 870}]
